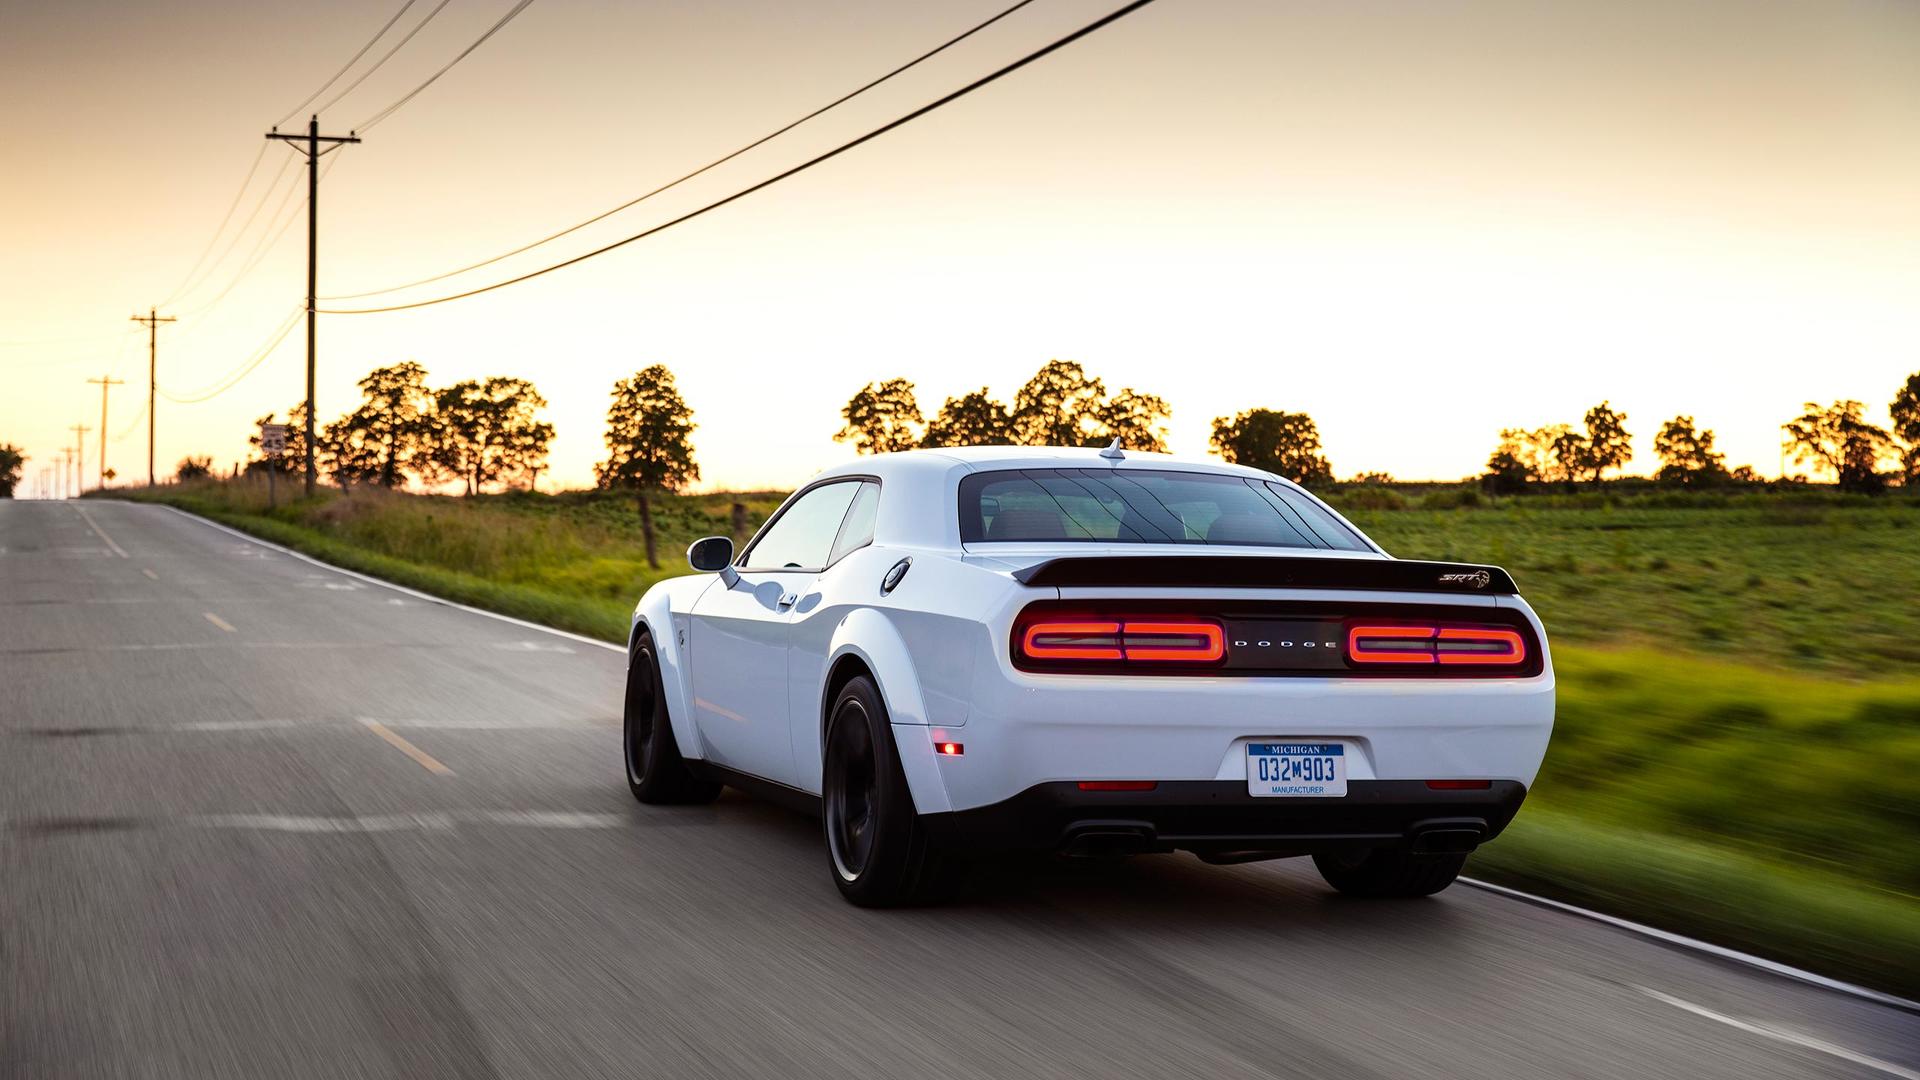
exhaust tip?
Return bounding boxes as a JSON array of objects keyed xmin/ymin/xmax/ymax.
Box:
[{"xmin": 1410, "ymin": 827, "xmax": 1483, "ymax": 855}]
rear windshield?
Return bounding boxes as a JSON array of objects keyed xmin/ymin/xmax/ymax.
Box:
[{"xmin": 958, "ymin": 468, "xmax": 1371, "ymax": 551}]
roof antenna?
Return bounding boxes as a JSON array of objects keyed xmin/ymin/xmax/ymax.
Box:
[{"xmin": 1099, "ymin": 437, "xmax": 1125, "ymax": 461}]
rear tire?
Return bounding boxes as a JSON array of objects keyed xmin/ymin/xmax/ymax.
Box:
[
  {"xmin": 822, "ymin": 675, "xmax": 963, "ymax": 907},
  {"xmin": 624, "ymin": 632, "xmax": 721, "ymax": 805},
  {"xmin": 1312, "ymin": 847, "xmax": 1464, "ymax": 898}
]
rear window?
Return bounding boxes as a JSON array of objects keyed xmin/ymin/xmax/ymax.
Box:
[{"xmin": 958, "ymin": 469, "xmax": 1370, "ymax": 552}]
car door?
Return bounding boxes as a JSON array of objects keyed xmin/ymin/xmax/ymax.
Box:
[{"xmin": 688, "ymin": 480, "xmax": 864, "ymax": 787}]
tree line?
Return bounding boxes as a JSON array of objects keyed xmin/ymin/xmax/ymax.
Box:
[{"xmin": 833, "ymin": 359, "xmax": 1337, "ymax": 483}]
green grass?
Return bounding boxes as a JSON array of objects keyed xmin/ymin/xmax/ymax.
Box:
[{"xmin": 106, "ymin": 480, "xmax": 1920, "ymax": 997}]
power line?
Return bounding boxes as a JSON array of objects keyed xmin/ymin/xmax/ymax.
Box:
[
  {"xmin": 273, "ymin": 0, "xmax": 422, "ymax": 128},
  {"xmin": 353, "ymin": 0, "xmax": 538, "ymax": 132},
  {"xmin": 320, "ymin": 0, "xmax": 1159, "ymax": 315},
  {"xmin": 322, "ymin": 0, "xmax": 1039, "ymax": 302},
  {"xmin": 311, "ymin": 0, "xmax": 458, "ymax": 118},
  {"xmin": 158, "ymin": 307, "xmax": 305, "ymax": 405},
  {"xmin": 157, "ymin": 142, "xmax": 270, "ymax": 308},
  {"xmin": 173, "ymin": 153, "xmax": 341, "ymax": 328},
  {"xmin": 165, "ymin": 151, "xmax": 300, "ymax": 307},
  {"xmin": 113, "ymin": 397, "xmax": 149, "ymax": 442}
]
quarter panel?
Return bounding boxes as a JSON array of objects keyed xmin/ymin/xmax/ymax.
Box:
[{"xmin": 633, "ymin": 573, "xmax": 717, "ymax": 760}]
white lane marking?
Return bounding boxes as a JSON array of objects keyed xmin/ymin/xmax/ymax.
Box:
[
  {"xmin": 203, "ymin": 612, "xmax": 237, "ymax": 633},
  {"xmin": 190, "ymin": 811, "xmax": 626, "ymax": 833},
  {"xmin": 176, "ymin": 719, "xmax": 302, "ymax": 731},
  {"xmin": 148, "ymin": 503, "xmax": 624, "ymax": 654},
  {"xmin": 1462, "ymin": 878, "xmax": 1920, "ymax": 1014},
  {"xmin": 492, "ymin": 641, "xmax": 576, "ymax": 654},
  {"xmin": 73, "ymin": 504, "xmax": 129, "ymax": 558},
  {"xmin": 1636, "ymin": 986, "xmax": 1920, "ymax": 1079},
  {"xmin": 359, "ymin": 718, "xmax": 455, "ymax": 776},
  {"xmin": 141, "ymin": 567, "xmax": 159, "ymax": 581}
]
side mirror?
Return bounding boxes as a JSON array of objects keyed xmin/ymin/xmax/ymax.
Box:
[{"xmin": 687, "ymin": 536, "xmax": 735, "ymax": 572}]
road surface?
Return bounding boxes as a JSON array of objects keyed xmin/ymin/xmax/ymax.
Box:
[{"xmin": 3, "ymin": 499, "xmax": 1914, "ymax": 1079}]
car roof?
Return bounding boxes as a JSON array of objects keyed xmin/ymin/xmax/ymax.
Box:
[{"xmin": 811, "ymin": 446, "xmax": 1288, "ymax": 485}]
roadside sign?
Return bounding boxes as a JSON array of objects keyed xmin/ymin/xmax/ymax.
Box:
[{"xmin": 260, "ymin": 423, "xmax": 288, "ymax": 457}]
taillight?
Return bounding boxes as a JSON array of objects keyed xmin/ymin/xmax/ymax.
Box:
[
  {"xmin": 1346, "ymin": 623, "xmax": 1527, "ymax": 667},
  {"xmin": 1018, "ymin": 617, "xmax": 1225, "ymax": 666}
]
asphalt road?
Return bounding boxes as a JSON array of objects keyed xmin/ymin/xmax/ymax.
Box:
[{"xmin": 2, "ymin": 499, "xmax": 1914, "ymax": 1079}]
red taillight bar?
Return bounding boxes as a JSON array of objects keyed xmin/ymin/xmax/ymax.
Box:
[
  {"xmin": 1019, "ymin": 618, "xmax": 1225, "ymax": 664},
  {"xmin": 1347, "ymin": 624, "xmax": 1527, "ymax": 667}
]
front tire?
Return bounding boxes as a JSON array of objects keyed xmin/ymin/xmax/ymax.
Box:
[
  {"xmin": 822, "ymin": 676, "xmax": 962, "ymax": 907},
  {"xmin": 1312, "ymin": 847, "xmax": 1465, "ymax": 898},
  {"xmin": 624, "ymin": 631, "xmax": 721, "ymax": 805}
]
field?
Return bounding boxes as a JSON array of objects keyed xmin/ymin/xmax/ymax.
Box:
[{"xmin": 109, "ymin": 478, "xmax": 1920, "ymax": 994}]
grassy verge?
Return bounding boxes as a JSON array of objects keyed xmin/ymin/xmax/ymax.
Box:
[{"xmin": 104, "ymin": 480, "xmax": 1920, "ymax": 998}]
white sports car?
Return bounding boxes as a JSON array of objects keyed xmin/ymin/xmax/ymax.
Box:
[{"xmin": 624, "ymin": 446, "xmax": 1554, "ymax": 906}]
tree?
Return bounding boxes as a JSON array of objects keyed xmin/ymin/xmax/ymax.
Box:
[
  {"xmin": 1892, "ymin": 372, "xmax": 1920, "ymax": 484},
  {"xmin": 1653, "ymin": 415, "xmax": 1726, "ymax": 485},
  {"xmin": 1783, "ymin": 400, "xmax": 1893, "ymax": 494},
  {"xmin": 176, "ymin": 456, "xmax": 213, "ymax": 481},
  {"xmin": 1560, "ymin": 401, "xmax": 1632, "ymax": 483},
  {"xmin": 0, "ymin": 444, "xmax": 24, "ymax": 498},
  {"xmin": 921, "ymin": 388, "xmax": 1013, "ymax": 447},
  {"xmin": 598, "ymin": 365, "xmax": 699, "ymax": 569},
  {"xmin": 1209, "ymin": 409, "xmax": 1333, "ymax": 485},
  {"xmin": 1482, "ymin": 426, "xmax": 1572, "ymax": 490},
  {"xmin": 247, "ymin": 403, "xmax": 311, "ymax": 476},
  {"xmin": 1012, "ymin": 359, "xmax": 1107, "ymax": 446},
  {"xmin": 1093, "ymin": 388, "xmax": 1171, "ymax": 453},
  {"xmin": 835, "ymin": 378, "xmax": 922, "ymax": 454},
  {"xmin": 320, "ymin": 362, "xmax": 433, "ymax": 488},
  {"xmin": 427, "ymin": 377, "xmax": 554, "ymax": 495}
]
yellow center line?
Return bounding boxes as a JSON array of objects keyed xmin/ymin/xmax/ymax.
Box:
[
  {"xmin": 203, "ymin": 612, "xmax": 237, "ymax": 633},
  {"xmin": 359, "ymin": 718, "xmax": 456, "ymax": 776},
  {"xmin": 73, "ymin": 504, "xmax": 129, "ymax": 558},
  {"xmin": 142, "ymin": 568, "xmax": 159, "ymax": 581}
]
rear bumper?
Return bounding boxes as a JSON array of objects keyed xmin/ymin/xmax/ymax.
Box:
[{"xmin": 920, "ymin": 779, "xmax": 1528, "ymax": 857}]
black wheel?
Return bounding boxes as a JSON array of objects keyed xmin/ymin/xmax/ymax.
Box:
[
  {"xmin": 1311, "ymin": 847, "xmax": 1465, "ymax": 898},
  {"xmin": 822, "ymin": 676, "xmax": 963, "ymax": 907},
  {"xmin": 624, "ymin": 632, "xmax": 721, "ymax": 805}
]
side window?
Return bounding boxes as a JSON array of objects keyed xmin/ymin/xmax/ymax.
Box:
[
  {"xmin": 742, "ymin": 481, "xmax": 862, "ymax": 570},
  {"xmin": 827, "ymin": 482, "xmax": 880, "ymax": 566}
]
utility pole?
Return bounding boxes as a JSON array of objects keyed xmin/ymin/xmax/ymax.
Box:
[
  {"xmin": 130, "ymin": 307, "xmax": 175, "ymax": 487},
  {"xmin": 266, "ymin": 116, "xmax": 360, "ymax": 497},
  {"xmin": 70, "ymin": 425, "xmax": 92, "ymax": 496},
  {"xmin": 87, "ymin": 375, "xmax": 125, "ymax": 489}
]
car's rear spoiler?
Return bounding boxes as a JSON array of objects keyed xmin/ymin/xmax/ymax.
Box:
[{"xmin": 1010, "ymin": 555, "xmax": 1518, "ymax": 595}]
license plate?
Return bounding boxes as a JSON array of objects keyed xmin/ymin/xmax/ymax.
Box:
[{"xmin": 1247, "ymin": 742, "xmax": 1346, "ymax": 797}]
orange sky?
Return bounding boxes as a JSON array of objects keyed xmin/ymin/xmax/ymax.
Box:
[{"xmin": 4, "ymin": 0, "xmax": 1918, "ymax": 496}]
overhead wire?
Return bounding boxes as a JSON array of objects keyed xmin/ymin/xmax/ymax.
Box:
[
  {"xmin": 163, "ymin": 150, "xmax": 300, "ymax": 307},
  {"xmin": 353, "ymin": 0, "xmax": 538, "ymax": 132},
  {"xmin": 158, "ymin": 307, "xmax": 305, "ymax": 404},
  {"xmin": 174, "ymin": 153, "xmax": 342, "ymax": 327},
  {"xmin": 311, "ymin": 0, "xmax": 459, "ymax": 119},
  {"xmin": 157, "ymin": 142, "xmax": 270, "ymax": 307},
  {"xmin": 272, "ymin": 0, "xmax": 422, "ymax": 128},
  {"xmin": 321, "ymin": 0, "xmax": 1038, "ymax": 302},
  {"xmin": 318, "ymin": 0, "xmax": 1160, "ymax": 315}
]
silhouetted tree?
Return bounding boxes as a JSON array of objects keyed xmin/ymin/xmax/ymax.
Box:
[
  {"xmin": 1012, "ymin": 360, "xmax": 1108, "ymax": 446},
  {"xmin": 1559, "ymin": 401, "xmax": 1632, "ymax": 484},
  {"xmin": 1783, "ymin": 400, "xmax": 1892, "ymax": 494},
  {"xmin": 1482, "ymin": 426, "xmax": 1572, "ymax": 490},
  {"xmin": 428, "ymin": 378, "xmax": 553, "ymax": 495},
  {"xmin": 1653, "ymin": 415, "xmax": 1726, "ymax": 485},
  {"xmin": 1093, "ymin": 388, "xmax": 1172, "ymax": 453},
  {"xmin": 598, "ymin": 365, "xmax": 699, "ymax": 569},
  {"xmin": 0, "ymin": 444, "xmax": 24, "ymax": 498},
  {"xmin": 1209, "ymin": 409, "xmax": 1333, "ymax": 485},
  {"xmin": 1892, "ymin": 372, "xmax": 1920, "ymax": 485},
  {"xmin": 835, "ymin": 378, "xmax": 922, "ymax": 454},
  {"xmin": 176, "ymin": 456, "xmax": 213, "ymax": 481},
  {"xmin": 321, "ymin": 362, "xmax": 433, "ymax": 488},
  {"xmin": 921, "ymin": 388, "xmax": 1014, "ymax": 447}
]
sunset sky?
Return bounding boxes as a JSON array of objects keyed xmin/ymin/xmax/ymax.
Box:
[{"xmin": 4, "ymin": 0, "xmax": 1918, "ymax": 496}]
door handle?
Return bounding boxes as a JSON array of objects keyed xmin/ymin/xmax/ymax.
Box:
[{"xmin": 777, "ymin": 592, "xmax": 798, "ymax": 608}]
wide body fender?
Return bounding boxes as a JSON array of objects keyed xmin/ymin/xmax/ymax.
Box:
[
  {"xmin": 813, "ymin": 606, "xmax": 953, "ymax": 815},
  {"xmin": 631, "ymin": 574, "xmax": 715, "ymax": 761}
]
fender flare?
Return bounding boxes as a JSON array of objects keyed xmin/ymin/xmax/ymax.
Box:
[
  {"xmin": 823, "ymin": 608, "xmax": 953, "ymax": 814},
  {"xmin": 631, "ymin": 580, "xmax": 709, "ymax": 761}
]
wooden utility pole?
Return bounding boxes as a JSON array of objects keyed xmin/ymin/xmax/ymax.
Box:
[
  {"xmin": 69, "ymin": 425, "xmax": 91, "ymax": 497},
  {"xmin": 266, "ymin": 116, "xmax": 360, "ymax": 497},
  {"xmin": 87, "ymin": 375, "xmax": 124, "ymax": 489},
  {"xmin": 130, "ymin": 308, "xmax": 175, "ymax": 486}
]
